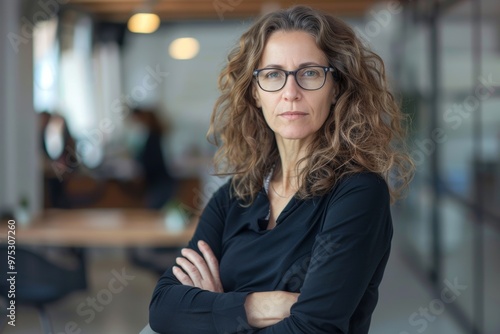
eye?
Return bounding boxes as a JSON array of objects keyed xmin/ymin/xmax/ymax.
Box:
[
  {"xmin": 262, "ymin": 70, "xmax": 284, "ymax": 80},
  {"xmin": 300, "ymin": 68, "xmax": 321, "ymax": 78}
]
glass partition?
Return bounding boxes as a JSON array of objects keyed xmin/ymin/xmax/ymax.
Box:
[{"xmin": 396, "ymin": 0, "xmax": 500, "ymax": 332}]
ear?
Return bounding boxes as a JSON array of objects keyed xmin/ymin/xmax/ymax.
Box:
[
  {"xmin": 331, "ymin": 85, "xmax": 338, "ymax": 105},
  {"xmin": 252, "ymin": 84, "xmax": 262, "ymax": 108}
]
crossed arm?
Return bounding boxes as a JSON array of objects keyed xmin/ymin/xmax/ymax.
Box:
[
  {"xmin": 173, "ymin": 239, "xmax": 299, "ymax": 328},
  {"xmin": 150, "ymin": 174, "xmax": 393, "ymax": 333}
]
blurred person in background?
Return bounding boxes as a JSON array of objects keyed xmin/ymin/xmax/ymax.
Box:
[
  {"xmin": 149, "ymin": 5, "xmax": 414, "ymax": 334},
  {"xmin": 126, "ymin": 108, "xmax": 180, "ymax": 275},
  {"xmin": 127, "ymin": 107, "xmax": 177, "ymax": 209},
  {"xmin": 40, "ymin": 112, "xmax": 78, "ymax": 208}
]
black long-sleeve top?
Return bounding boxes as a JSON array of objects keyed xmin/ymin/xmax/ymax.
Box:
[{"xmin": 149, "ymin": 172, "xmax": 393, "ymax": 334}]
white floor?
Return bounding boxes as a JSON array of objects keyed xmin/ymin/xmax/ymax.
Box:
[
  {"xmin": 1, "ymin": 244, "xmax": 469, "ymax": 334},
  {"xmin": 370, "ymin": 245, "xmax": 466, "ymax": 334}
]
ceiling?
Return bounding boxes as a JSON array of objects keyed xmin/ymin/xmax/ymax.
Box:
[{"xmin": 64, "ymin": 0, "xmax": 382, "ymax": 22}]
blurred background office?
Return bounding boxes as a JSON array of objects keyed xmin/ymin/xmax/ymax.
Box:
[{"xmin": 0, "ymin": 0, "xmax": 499, "ymax": 333}]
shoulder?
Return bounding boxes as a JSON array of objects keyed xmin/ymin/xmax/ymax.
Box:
[
  {"xmin": 196, "ymin": 178, "xmax": 234, "ymax": 227},
  {"xmin": 320, "ymin": 172, "xmax": 392, "ymax": 235},
  {"xmin": 328, "ymin": 172, "xmax": 390, "ymax": 207},
  {"xmin": 337, "ymin": 172, "xmax": 388, "ymax": 192},
  {"xmin": 205, "ymin": 177, "xmax": 237, "ymax": 210}
]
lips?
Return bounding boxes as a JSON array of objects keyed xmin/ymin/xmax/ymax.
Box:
[
  {"xmin": 279, "ymin": 111, "xmax": 308, "ymax": 119},
  {"xmin": 280, "ymin": 111, "xmax": 307, "ymax": 115}
]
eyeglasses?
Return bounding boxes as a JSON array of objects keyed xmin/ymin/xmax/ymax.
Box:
[{"xmin": 253, "ymin": 66, "xmax": 335, "ymax": 92}]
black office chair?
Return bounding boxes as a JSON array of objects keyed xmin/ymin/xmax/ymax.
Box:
[
  {"xmin": 127, "ymin": 245, "xmax": 180, "ymax": 276},
  {"xmin": 0, "ymin": 245, "xmax": 87, "ymax": 333}
]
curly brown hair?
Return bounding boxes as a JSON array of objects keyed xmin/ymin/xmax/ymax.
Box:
[{"xmin": 208, "ymin": 5, "xmax": 414, "ymax": 204}]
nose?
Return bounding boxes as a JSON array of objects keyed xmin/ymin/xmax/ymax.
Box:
[{"xmin": 282, "ymin": 74, "xmax": 301, "ymax": 101}]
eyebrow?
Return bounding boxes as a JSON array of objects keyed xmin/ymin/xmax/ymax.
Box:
[{"xmin": 260, "ymin": 62, "xmax": 325, "ymax": 69}]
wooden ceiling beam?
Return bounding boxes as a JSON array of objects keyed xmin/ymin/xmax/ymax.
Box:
[{"xmin": 65, "ymin": 0, "xmax": 378, "ymax": 22}]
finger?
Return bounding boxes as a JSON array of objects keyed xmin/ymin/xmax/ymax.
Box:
[
  {"xmin": 172, "ymin": 266, "xmax": 194, "ymax": 286},
  {"xmin": 181, "ymin": 248, "xmax": 212, "ymax": 282},
  {"xmin": 198, "ymin": 241, "xmax": 223, "ymax": 292},
  {"xmin": 198, "ymin": 240, "xmax": 222, "ymax": 288},
  {"xmin": 175, "ymin": 256, "xmax": 203, "ymax": 286}
]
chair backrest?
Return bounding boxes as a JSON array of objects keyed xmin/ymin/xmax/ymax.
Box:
[{"xmin": 0, "ymin": 245, "xmax": 87, "ymax": 305}]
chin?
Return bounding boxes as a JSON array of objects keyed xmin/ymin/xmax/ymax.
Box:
[{"xmin": 276, "ymin": 131, "xmax": 315, "ymax": 141}]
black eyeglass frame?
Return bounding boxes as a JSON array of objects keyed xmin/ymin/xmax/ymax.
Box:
[{"xmin": 252, "ymin": 66, "xmax": 335, "ymax": 92}]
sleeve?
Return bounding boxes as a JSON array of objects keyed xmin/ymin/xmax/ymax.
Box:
[
  {"xmin": 149, "ymin": 181, "xmax": 251, "ymax": 334},
  {"xmin": 255, "ymin": 173, "xmax": 393, "ymax": 334}
]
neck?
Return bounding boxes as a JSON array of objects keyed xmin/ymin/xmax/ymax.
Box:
[{"xmin": 273, "ymin": 136, "xmax": 311, "ymax": 193}]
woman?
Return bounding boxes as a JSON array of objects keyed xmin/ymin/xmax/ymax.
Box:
[{"xmin": 149, "ymin": 5, "xmax": 413, "ymax": 334}]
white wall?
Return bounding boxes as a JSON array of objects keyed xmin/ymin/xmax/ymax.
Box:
[
  {"xmin": 121, "ymin": 21, "xmax": 250, "ymax": 165},
  {"xmin": 0, "ymin": 0, "xmax": 40, "ymax": 215}
]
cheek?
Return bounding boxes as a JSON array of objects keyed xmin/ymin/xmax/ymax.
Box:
[
  {"xmin": 314, "ymin": 96, "xmax": 334, "ymax": 125},
  {"xmin": 316, "ymin": 108, "xmax": 330, "ymax": 128},
  {"xmin": 260, "ymin": 105, "xmax": 282, "ymax": 131},
  {"xmin": 258, "ymin": 96, "xmax": 279, "ymax": 116},
  {"xmin": 319, "ymin": 92, "xmax": 334, "ymax": 111},
  {"xmin": 261, "ymin": 108, "xmax": 274, "ymax": 126}
]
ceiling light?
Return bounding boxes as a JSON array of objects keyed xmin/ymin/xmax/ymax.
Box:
[
  {"xmin": 169, "ymin": 38, "xmax": 200, "ymax": 60},
  {"xmin": 127, "ymin": 13, "xmax": 160, "ymax": 34}
]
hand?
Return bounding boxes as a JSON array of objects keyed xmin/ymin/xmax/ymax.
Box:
[
  {"xmin": 244, "ymin": 291, "xmax": 299, "ymax": 328},
  {"xmin": 172, "ymin": 240, "xmax": 224, "ymax": 293}
]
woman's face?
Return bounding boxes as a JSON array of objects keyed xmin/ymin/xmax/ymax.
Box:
[{"xmin": 253, "ymin": 30, "xmax": 336, "ymax": 144}]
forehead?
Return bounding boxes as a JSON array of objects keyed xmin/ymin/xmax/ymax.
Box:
[{"xmin": 259, "ymin": 30, "xmax": 328, "ymax": 67}]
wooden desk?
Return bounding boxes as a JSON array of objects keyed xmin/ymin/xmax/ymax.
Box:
[{"xmin": 0, "ymin": 209, "xmax": 197, "ymax": 247}]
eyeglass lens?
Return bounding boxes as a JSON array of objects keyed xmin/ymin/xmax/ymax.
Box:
[{"xmin": 256, "ymin": 66, "xmax": 328, "ymax": 91}]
